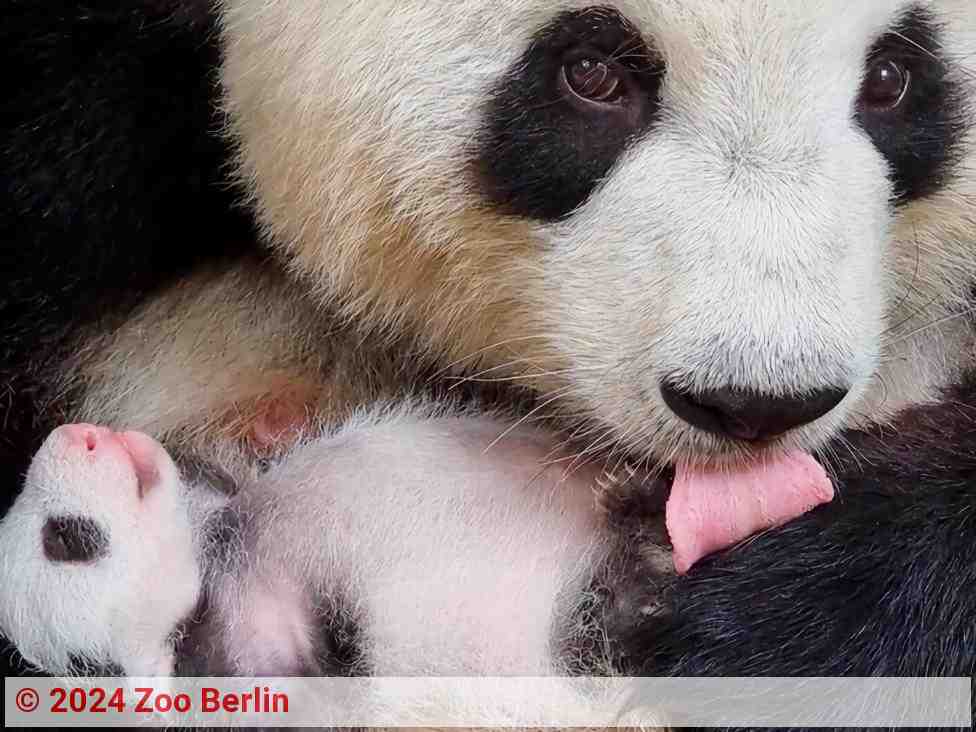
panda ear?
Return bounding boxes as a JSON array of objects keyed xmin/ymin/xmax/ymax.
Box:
[
  {"xmin": 119, "ymin": 432, "xmax": 163, "ymax": 499},
  {"xmin": 134, "ymin": 458, "xmax": 160, "ymax": 501}
]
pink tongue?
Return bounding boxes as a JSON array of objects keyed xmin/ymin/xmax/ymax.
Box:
[{"xmin": 667, "ymin": 452, "xmax": 834, "ymax": 575}]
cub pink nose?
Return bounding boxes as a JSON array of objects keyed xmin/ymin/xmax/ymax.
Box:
[
  {"xmin": 58, "ymin": 424, "xmax": 116, "ymax": 453},
  {"xmin": 53, "ymin": 424, "xmax": 165, "ymax": 498}
]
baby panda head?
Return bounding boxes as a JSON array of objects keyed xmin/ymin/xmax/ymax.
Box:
[
  {"xmin": 220, "ymin": 1, "xmax": 976, "ymax": 469},
  {"xmin": 0, "ymin": 425, "xmax": 201, "ymax": 677}
]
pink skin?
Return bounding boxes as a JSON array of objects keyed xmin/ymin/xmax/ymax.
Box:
[
  {"xmin": 245, "ymin": 392, "xmax": 314, "ymax": 456},
  {"xmin": 667, "ymin": 452, "xmax": 835, "ymax": 575},
  {"xmin": 54, "ymin": 424, "xmax": 166, "ymax": 498}
]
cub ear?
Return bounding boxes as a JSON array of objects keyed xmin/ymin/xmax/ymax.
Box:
[
  {"xmin": 119, "ymin": 432, "xmax": 166, "ymax": 500},
  {"xmin": 42, "ymin": 516, "xmax": 109, "ymax": 564}
]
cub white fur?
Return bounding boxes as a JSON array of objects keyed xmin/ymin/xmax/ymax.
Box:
[
  {"xmin": 0, "ymin": 409, "xmax": 610, "ymax": 680},
  {"xmin": 218, "ymin": 407, "xmax": 610, "ymax": 677},
  {"xmin": 0, "ymin": 426, "xmax": 202, "ymax": 676}
]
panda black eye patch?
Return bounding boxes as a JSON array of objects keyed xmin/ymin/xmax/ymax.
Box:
[
  {"xmin": 42, "ymin": 516, "xmax": 109, "ymax": 564},
  {"xmin": 855, "ymin": 6, "xmax": 968, "ymax": 203},
  {"xmin": 475, "ymin": 6, "xmax": 664, "ymax": 222}
]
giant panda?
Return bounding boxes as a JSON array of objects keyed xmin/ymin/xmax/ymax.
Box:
[{"xmin": 1, "ymin": 0, "xmax": 975, "ymax": 700}]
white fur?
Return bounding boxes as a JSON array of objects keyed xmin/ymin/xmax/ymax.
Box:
[
  {"xmin": 214, "ymin": 404, "xmax": 611, "ymax": 676},
  {"xmin": 54, "ymin": 0, "xmax": 976, "ymax": 478},
  {"xmin": 218, "ymin": 0, "xmax": 976, "ymax": 467}
]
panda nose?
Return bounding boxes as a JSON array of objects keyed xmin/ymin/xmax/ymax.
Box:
[{"xmin": 660, "ymin": 383, "xmax": 849, "ymax": 442}]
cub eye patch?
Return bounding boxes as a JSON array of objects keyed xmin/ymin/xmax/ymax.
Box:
[{"xmin": 42, "ymin": 516, "xmax": 109, "ymax": 564}]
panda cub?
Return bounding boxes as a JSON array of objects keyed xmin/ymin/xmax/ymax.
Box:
[
  {"xmin": 0, "ymin": 412, "xmax": 616, "ymax": 679},
  {"xmin": 1, "ymin": 404, "xmax": 844, "ymax": 680},
  {"xmin": 0, "ymin": 425, "xmax": 203, "ymax": 678}
]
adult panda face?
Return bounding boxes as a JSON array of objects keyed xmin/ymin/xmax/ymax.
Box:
[
  {"xmin": 475, "ymin": 0, "xmax": 973, "ymax": 463},
  {"xmin": 221, "ymin": 0, "xmax": 976, "ymax": 467}
]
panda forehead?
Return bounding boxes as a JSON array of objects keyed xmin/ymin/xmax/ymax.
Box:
[
  {"xmin": 506, "ymin": 0, "xmax": 924, "ymax": 63},
  {"xmin": 446, "ymin": 1, "xmax": 942, "ymax": 141},
  {"xmin": 618, "ymin": 0, "xmax": 917, "ymax": 36},
  {"xmin": 370, "ymin": 1, "xmax": 928, "ymax": 71}
]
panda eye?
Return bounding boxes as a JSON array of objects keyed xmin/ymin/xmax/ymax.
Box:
[
  {"xmin": 477, "ymin": 7, "xmax": 663, "ymax": 222},
  {"xmin": 43, "ymin": 516, "xmax": 108, "ymax": 564},
  {"xmin": 561, "ymin": 55, "xmax": 627, "ymax": 106},
  {"xmin": 859, "ymin": 57, "xmax": 911, "ymax": 111}
]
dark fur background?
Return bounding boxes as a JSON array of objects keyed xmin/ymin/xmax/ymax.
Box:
[{"xmin": 0, "ymin": 0, "xmax": 249, "ymax": 678}]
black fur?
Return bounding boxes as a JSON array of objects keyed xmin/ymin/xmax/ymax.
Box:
[
  {"xmin": 0, "ymin": 0, "xmax": 253, "ymax": 508},
  {"xmin": 608, "ymin": 375, "xmax": 976, "ymax": 728},
  {"xmin": 173, "ymin": 595, "xmax": 224, "ymax": 677},
  {"xmin": 42, "ymin": 516, "xmax": 109, "ymax": 564},
  {"xmin": 173, "ymin": 505, "xmax": 245, "ymax": 678},
  {"xmin": 568, "ymin": 489, "xmax": 673, "ymax": 675},
  {"xmin": 856, "ymin": 7, "xmax": 969, "ymax": 203},
  {"xmin": 307, "ymin": 595, "xmax": 369, "ymax": 677},
  {"xmin": 475, "ymin": 6, "xmax": 663, "ymax": 221}
]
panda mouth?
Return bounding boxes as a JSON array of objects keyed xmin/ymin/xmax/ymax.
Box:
[
  {"xmin": 565, "ymin": 408, "xmax": 837, "ymax": 573},
  {"xmin": 664, "ymin": 451, "xmax": 835, "ymax": 574}
]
